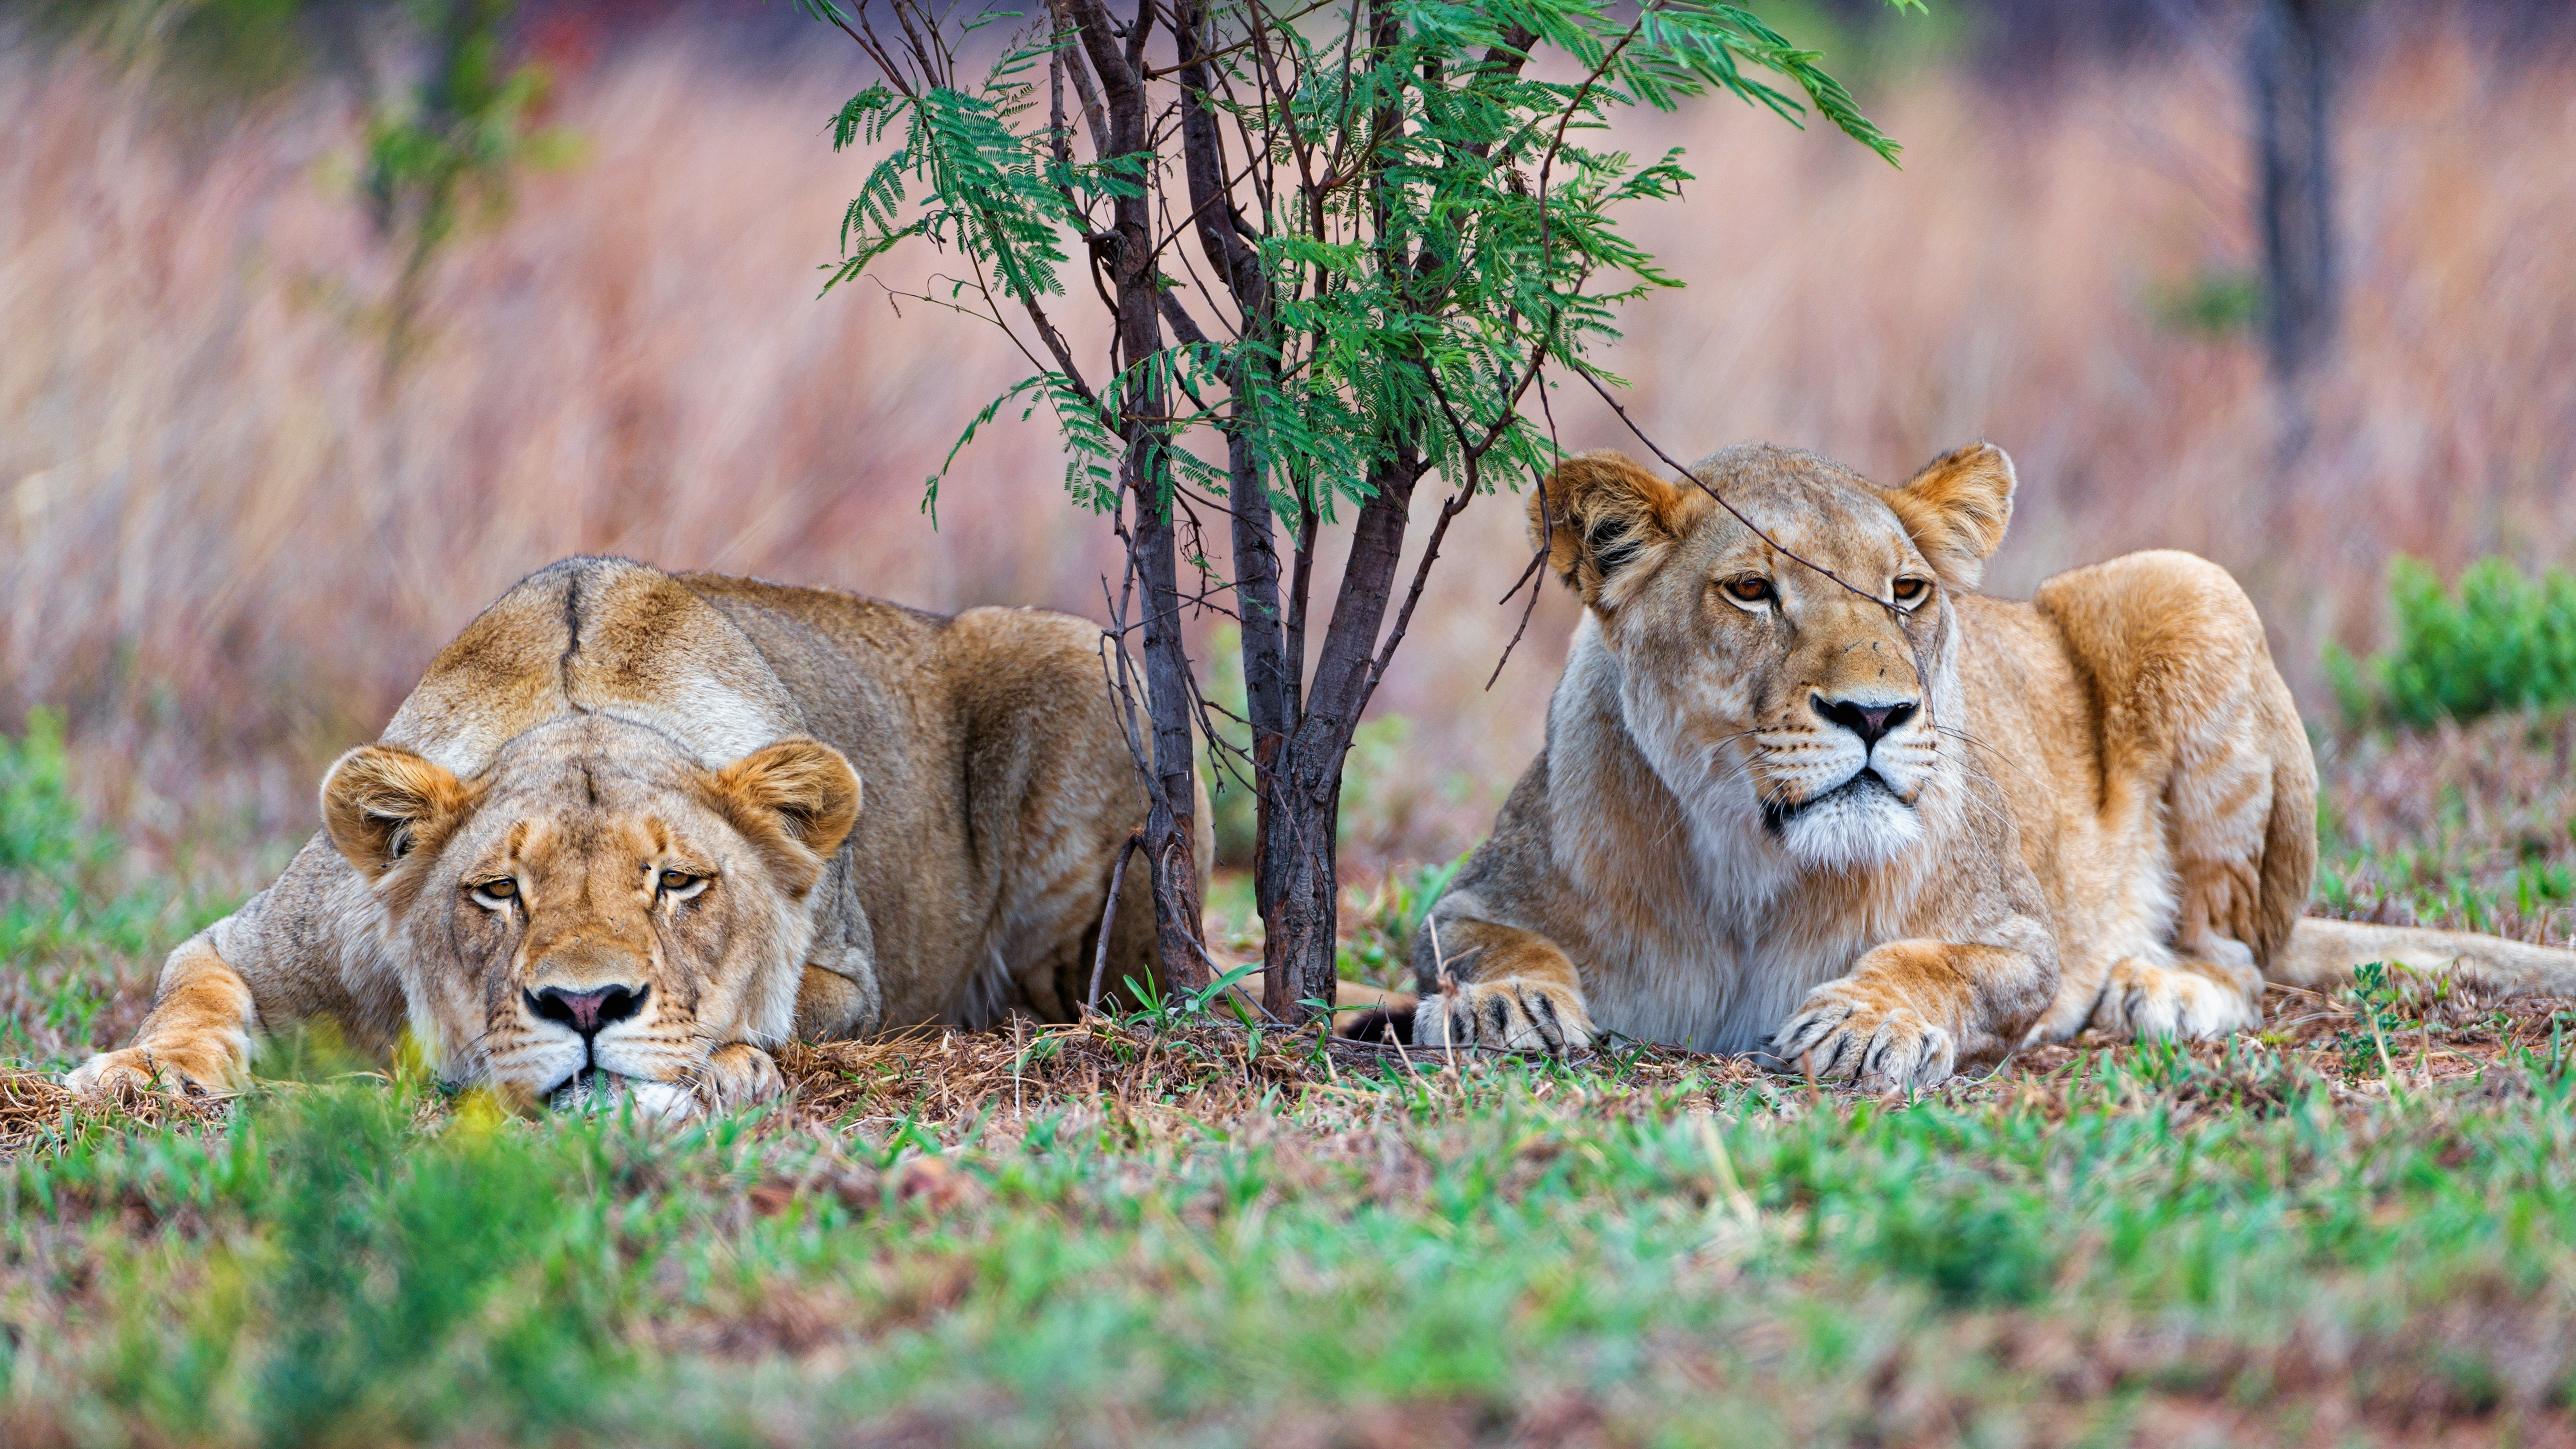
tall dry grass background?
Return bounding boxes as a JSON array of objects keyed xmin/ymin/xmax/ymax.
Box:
[{"xmin": 5, "ymin": 8, "xmax": 2574, "ymax": 877}]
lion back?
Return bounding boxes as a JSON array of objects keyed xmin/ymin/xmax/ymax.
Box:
[{"xmin": 2034, "ymin": 550, "xmax": 2316, "ymax": 969}]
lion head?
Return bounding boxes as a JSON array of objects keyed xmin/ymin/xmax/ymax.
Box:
[
  {"xmin": 1532, "ymin": 441, "xmax": 2016, "ymax": 874},
  {"xmin": 318, "ymin": 711, "xmax": 861, "ymax": 1107}
]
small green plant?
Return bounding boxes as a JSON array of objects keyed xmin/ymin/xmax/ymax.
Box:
[
  {"xmin": 1867, "ymin": 1189, "xmax": 2061, "ymax": 1306},
  {"xmin": 254, "ymin": 1084, "xmax": 629, "ymax": 1443},
  {"xmin": 2333, "ymin": 960, "xmax": 2409, "ymax": 1080},
  {"xmin": 2330, "ymin": 557, "xmax": 2576, "ymax": 731},
  {"xmin": 1339, "ymin": 855, "xmax": 1469, "ymax": 987},
  {"xmin": 2151, "ymin": 265, "xmax": 2262, "ymax": 337}
]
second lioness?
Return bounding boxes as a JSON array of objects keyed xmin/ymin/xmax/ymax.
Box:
[
  {"xmin": 69, "ymin": 557, "xmax": 1189, "ymax": 1114},
  {"xmin": 1405, "ymin": 442, "xmax": 2576, "ymax": 1085}
]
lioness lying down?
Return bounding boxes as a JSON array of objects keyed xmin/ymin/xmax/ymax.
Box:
[
  {"xmin": 69, "ymin": 557, "xmax": 1190, "ymax": 1114},
  {"xmin": 1397, "ymin": 442, "xmax": 2576, "ymax": 1085}
]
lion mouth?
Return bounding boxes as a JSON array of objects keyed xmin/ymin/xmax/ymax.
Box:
[{"xmin": 1761, "ymin": 769, "xmax": 1903, "ymax": 833}]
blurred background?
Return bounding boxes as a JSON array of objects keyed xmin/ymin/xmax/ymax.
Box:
[{"xmin": 4, "ymin": 0, "xmax": 2575, "ymax": 935}]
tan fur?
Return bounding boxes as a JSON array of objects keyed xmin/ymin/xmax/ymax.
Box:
[
  {"xmin": 1411, "ymin": 442, "xmax": 2576, "ymax": 1085},
  {"xmin": 67, "ymin": 557, "xmax": 1202, "ymax": 1114}
]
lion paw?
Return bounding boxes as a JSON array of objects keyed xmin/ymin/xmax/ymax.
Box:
[
  {"xmin": 2089, "ymin": 961, "xmax": 2259, "ymax": 1042},
  {"xmin": 65, "ymin": 1046, "xmax": 232, "ymax": 1098},
  {"xmin": 65, "ymin": 1049, "xmax": 157, "ymax": 1096},
  {"xmin": 627, "ymin": 1081, "xmax": 703, "ymax": 1122},
  {"xmin": 609, "ymin": 1044, "xmax": 788, "ymax": 1122},
  {"xmin": 1772, "ymin": 983, "xmax": 1958, "ymax": 1090},
  {"xmin": 1411, "ymin": 977, "xmax": 1595, "ymax": 1056}
]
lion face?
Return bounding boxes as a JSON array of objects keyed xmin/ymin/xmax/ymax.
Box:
[
  {"xmin": 318, "ymin": 715, "xmax": 861, "ymax": 1104},
  {"xmin": 1534, "ymin": 442, "xmax": 2015, "ymax": 873}
]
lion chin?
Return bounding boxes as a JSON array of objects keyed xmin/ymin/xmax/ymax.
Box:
[
  {"xmin": 547, "ymin": 1068, "xmax": 690, "ymax": 1119},
  {"xmin": 1763, "ymin": 772, "xmax": 1923, "ymax": 871}
]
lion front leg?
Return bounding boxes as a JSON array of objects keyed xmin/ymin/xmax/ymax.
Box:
[
  {"xmin": 1772, "ymin": 936, "xmax": 2052, "ymax": 1090},
  {"xmin": 65, "ymin": 933, "xmax": 258, "ymax": 1097},
  {"xmin": 1409, "ymin": 920, "xmax": 1597, "ymax": 1057}
]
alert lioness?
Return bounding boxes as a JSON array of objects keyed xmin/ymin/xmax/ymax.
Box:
[
  {"xmin": 68, "ymin": 557, "xmax": 1190, "ymax": 1114},
  {"xmin": 1403, "ymin": 442, "xmax": 2576, "ymax": 1085}
]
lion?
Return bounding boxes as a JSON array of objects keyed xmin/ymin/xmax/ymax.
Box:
[
  {"xmin": 1393, "ymin": 442, "xmax": 2576, "ymax": 1085},
  {"xmin": 66, "ymin": 557, "xmax": 1199, "ymax": 1115}
]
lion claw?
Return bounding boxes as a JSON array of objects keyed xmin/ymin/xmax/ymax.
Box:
[
  {"xmin": 1411, "ymin": 977, "xmax": 1595, "ymax": 1057},
  {"xmin": 1772, "ymin": 984, "xmax": 1957, "ymax": 1089}
]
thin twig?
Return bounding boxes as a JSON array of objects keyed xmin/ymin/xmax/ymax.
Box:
[
  {"xmin": 1087, "ymin": 831, "xmax": 1146, "ymax": 1017},
  {"xmin": 1572, "ymin": 365, "xmax": 1881, "ymax": 605}
]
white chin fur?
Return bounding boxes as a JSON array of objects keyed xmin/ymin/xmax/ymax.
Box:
[{"xmin": 1775, "ymin": 779, "xmax": 1924, "ymax": 871}]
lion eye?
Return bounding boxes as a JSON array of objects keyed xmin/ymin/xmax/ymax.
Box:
[
  {"xmin": 1891, "ymin": 577, "xmax": 1931, "ymax": 606},
  {"xmin": 1721, "ymin": 577, "xmax": 1775, "ymax": 605},
  {"xmin": 469, "ymin": 878, "xmax": 517, "ymax": 909},
  {"xmin": 656, "ymin": 869, "xmax": 709, "ymax": 901}
]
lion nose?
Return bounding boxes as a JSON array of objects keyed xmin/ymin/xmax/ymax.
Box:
[
  {"xmin": 1814, "ymin": 695, "xmax": 1918, "ymax": 749},
  {"xmin": 526, "ymin": 983, "xmax": 649, "ymax": 1039}
]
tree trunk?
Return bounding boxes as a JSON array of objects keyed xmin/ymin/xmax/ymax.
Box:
[
  {"xmin": 2251, "ymin": 0, "xmax": 2337, "ymax": 387},
  {"xmin": 1174, "ymin": 0, "xmax": 1301, "ymax": 1013},
  {"xmin": 1260, "ymin": 450, "xmax": 1423, "ymax": 1022},
  {"xmin": 1258, "ymin": 731, "xmax": 1343, "ymax": 1022},
  {"xmin": 1131, "ymin": 468, "xmax": 1208, "ymax": 991},
  {"xmin": 1071, "ymin": 0, "xmax": 1207, "ymax": 989}
]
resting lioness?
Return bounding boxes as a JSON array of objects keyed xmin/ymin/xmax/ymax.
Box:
[
  {"xmin": 68, "ymin": 557, "xmax": 1194, "ymax": 1114},
  {"xmin": 1402, "ymin": 442, "xmax": 2576, "ymax": 1085}
]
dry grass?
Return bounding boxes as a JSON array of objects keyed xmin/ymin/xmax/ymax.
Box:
[
  {"xmin": 10, "ymin": 958, "xmax": 2563, "ymax": 1161},
  {"xmin": 2316, "ymin": 708, "xmax": 2576, "ymax": 945},
  {"xmin": 5, "ymin": 11, "xmax": 2576, "ymax": 872}
]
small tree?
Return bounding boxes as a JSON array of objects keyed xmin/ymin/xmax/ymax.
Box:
[{"xmin": 804, "ymin": 0, "xmax": 1910, "ymax": 1020}]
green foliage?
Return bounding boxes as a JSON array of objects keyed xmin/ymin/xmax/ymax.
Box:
[
  {"xmin": 364, "ymin": 0, "xmax": 575, "ymax": 368},
  {"xmin": 812, "ymin": 0, "xmax": 1914, "ymax": 517},
  {"xmin": 2332, "ymin": 960, "xmax": 2409, "ymax": 1079},
  {"xmin": 12, "ymin": 1078, "xmax": 648, "ymax": 1442},
  {"xmin": 0, "ymin": 708, "xmax": 100, "ymax": 877},
  {"xmin": 2152, "ymin": 264, "xmax": 2261, "ymax": 337},
  {"xmin": 1339, "ymin": 853, "xmax": 1468, "ymax": 984},
  {"xmin": 251, "ymin": 1084, "xmax": 629, "ymax": 1445},
  {"xmin": 32, "ymin": 0, "xmax": 313, "ymax": 98},
  {"xmin": 1865, "ymin": 1186, "xmax": 2059, "ymax": 1306},
  {"xmin": 2331, "ymin": 556, "xmax": 2576, "ymax": 731}
]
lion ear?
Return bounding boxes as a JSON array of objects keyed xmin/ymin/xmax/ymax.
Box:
[
  {"xmin": 710, "ymin": 738, "xmax": 862, "ymax": 895},
  {"xmin": 1528, "ymin": 451, "xmax": 1693, "ymax": 609},
  {"xmin": 1880, "ymin": 442, "xmax": 2015, "ymax": 590},
  {"xmin": 321, "ymin": 746, "xmax": 475, "ymax": 880}
]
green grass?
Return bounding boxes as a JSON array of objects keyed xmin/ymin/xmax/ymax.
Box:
[
  {"xmin": 9, "ymin": 1025, "xmax": 2576, "ymax": 1446},
  {"xmin": 0, "ymin": 711, "xmax": 241, "ymax": 1068},
  {"xmin": 2312, "ymin": 709, "xmax": 2576, "ymax": 946}
]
